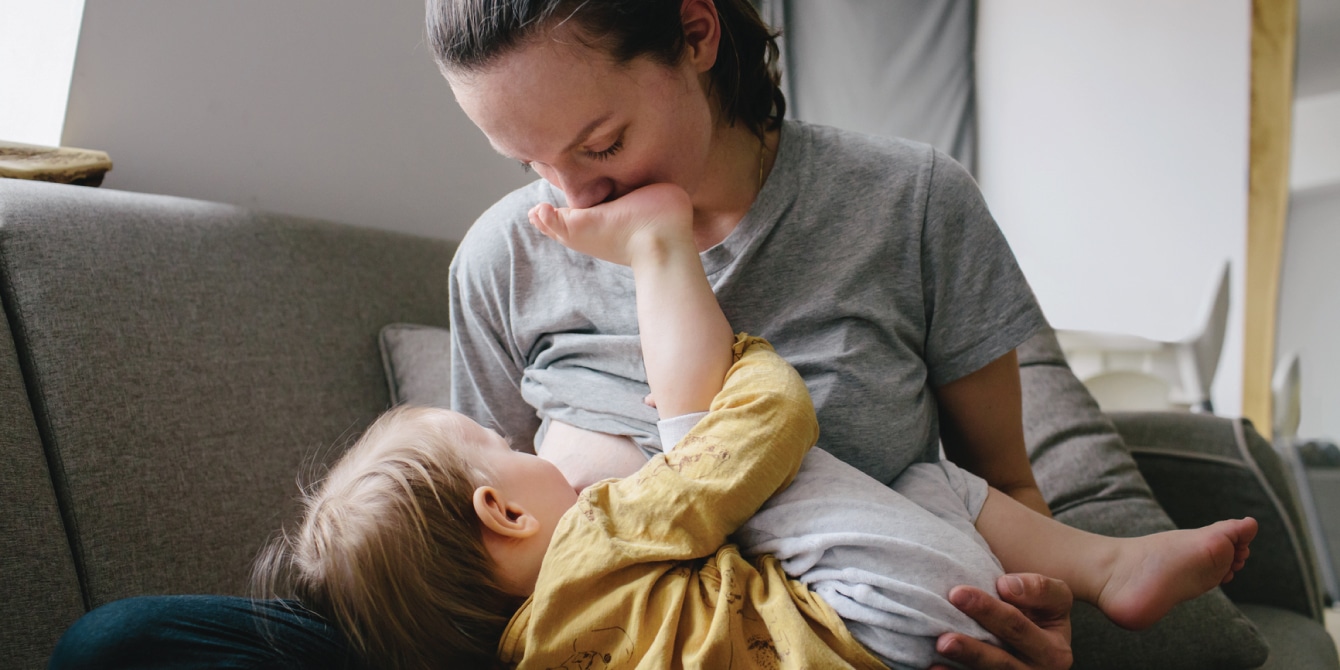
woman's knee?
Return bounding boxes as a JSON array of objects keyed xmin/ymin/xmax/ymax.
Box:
[
  {"xmin": 49, "ymin": 596, "xmax": 178, "ymax": 668},
  {"xmin": 48, "ymin": 595, "xmax": 347, "ymax": 669}
]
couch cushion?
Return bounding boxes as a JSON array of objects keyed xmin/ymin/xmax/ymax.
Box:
[
  {"xmin": 1018, "ymin": 327, "xmax": 1269, "ymax": 670},
  {"xmin": 379, "ymin": 323, "xmax": 452, "ymax": 409},
  {"xmin": 1236, "ymin": 604, "xmax": 1340, "ymax": 670},
  {"xmin": 0, "ymin": 310, "xmax": 85, "ymax": 667},
  {"xmin": 0, "ymin": 179, "xmax": 455, "ymax": 607}
]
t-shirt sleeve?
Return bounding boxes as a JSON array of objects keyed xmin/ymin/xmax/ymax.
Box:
[
  {"xmin": 920, "ymin": 150, "xmax": 1049, "ymax": 387},
  {"xmin": 448, "ymin": 214, "xmax": 544, "ymax": 451},
  {"xmin": 574, "ymin": 336, "xmax": 817, "ymax": 562}
]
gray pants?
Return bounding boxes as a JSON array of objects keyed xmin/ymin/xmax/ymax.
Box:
[{"xmin": 734, "ymin": 449, "xmax": 1003, "ymax": 670}]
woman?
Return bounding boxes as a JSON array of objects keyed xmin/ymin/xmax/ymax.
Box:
[
  {"xmin": 50, "ymin": 1, "xmax": 1073, "ymax": 668},
  {"xmin": 437, "ymin": 1, "xmax": 1071, "ymax": 669}
]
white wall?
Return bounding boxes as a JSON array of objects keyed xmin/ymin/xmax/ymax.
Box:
[
  {"xmin": 61, "ymin": 0, "xmax": 531, "ymax": 242},
  {"xmin": 977, "ymin": 0, "xmax": 1252, "ymax": 415},
  {"xmin": 0, "ymin": 0, "xmax": 85, "ymax": 146},
  {"xmin": 1279, "ymin": 86, "xmax": 1340, "ymax": 442},
  {"xmin": 1278, "ymin": 185, "xmax": 1340, "ymax": 442}
]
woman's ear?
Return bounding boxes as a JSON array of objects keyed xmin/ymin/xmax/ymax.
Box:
[
  {"xmin": 473, "ymin": 486, "xmax": 540, "ymax": 539},
  {"xmin": 680, "ymin": 0, "xmax": 721, "ymax": 73}
]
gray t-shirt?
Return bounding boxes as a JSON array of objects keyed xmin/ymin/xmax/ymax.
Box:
[{"xmin": 449, "ymin": 120, "xmax": 1046, "ymax": 485}]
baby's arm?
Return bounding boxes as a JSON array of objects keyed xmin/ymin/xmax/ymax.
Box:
[
  {"xmin": 529, "ymin": 184, "xmax": 732, "ymax": 419},
  {"xmin": 530, "ymin": 186, "xmax": 815, "ymax": 556}
]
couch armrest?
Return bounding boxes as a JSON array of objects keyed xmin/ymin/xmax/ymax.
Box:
[
  {"xmin": 1020, "ymin": 329, "xmax": 1271, "ymax": 669},
  {"xmin": 1111, "ymin": 411, "xmax": 1327, "ymax": 622},
  {"xmin": 1237, "ymin": 604, "xmax": 1340, "ymax": 670}
]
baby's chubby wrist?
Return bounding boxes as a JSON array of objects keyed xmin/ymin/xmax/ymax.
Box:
[{"xmin": 625, "ymin": 227, "xmax": 697, "ymax": 269}]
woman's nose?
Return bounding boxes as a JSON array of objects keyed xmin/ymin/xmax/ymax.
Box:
[{"xmin": 550, "ymin": 170, "xmax": 614, "ymax": 210}]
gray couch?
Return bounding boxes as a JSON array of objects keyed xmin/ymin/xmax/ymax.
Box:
[{"xmin": 2, "ymin": 178, "xmax": 1336, "ymax": 669}]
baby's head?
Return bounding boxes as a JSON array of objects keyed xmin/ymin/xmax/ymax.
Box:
[{"xmin": 255, "ymin": 406, "xmax": 577, "ymax": 669}]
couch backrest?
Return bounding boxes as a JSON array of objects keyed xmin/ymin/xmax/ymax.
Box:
[
  {"xmin": 0, "ymin": 180, "xmax": 456, "ymax": 616},
  {"xmin": 0, "ymin": 304, "xmax": 85, "ymax": 669}
]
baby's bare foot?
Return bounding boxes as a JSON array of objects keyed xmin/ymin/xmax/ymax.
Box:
[{"xmin": 1096, "ymin": 517, "xmax": 1257, "ymax": 630}]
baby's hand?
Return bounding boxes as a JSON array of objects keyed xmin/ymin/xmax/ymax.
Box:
[{"xmin": 528, "ymin": 183, "xmax": 694, "ymax": 266}]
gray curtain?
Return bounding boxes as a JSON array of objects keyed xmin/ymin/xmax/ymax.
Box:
[{"xmin": 760, "ymin": 0, "xmax": 977, "ymax": 173}]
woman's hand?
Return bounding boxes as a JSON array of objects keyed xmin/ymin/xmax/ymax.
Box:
[
  {"xmin": 528, "ymin": 183, "xmax": 694, "ymax": 266},
  {"xmin": 931, "ymin": 574, "xmax": 1074, "ymax": 670}
]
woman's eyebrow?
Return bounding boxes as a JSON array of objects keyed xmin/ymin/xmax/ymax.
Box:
[
  {"xmin": 487, "ymin": 112, "xmax": 615, "ymax": 162},
  {"xmin": 559, "ymin": 113, "xmax": 615, "ymax": 154}
]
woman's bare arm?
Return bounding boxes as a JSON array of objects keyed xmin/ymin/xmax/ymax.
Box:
[{"xmin": 936, "ymin": 349, "xmax": 1050, "ymax": 517}]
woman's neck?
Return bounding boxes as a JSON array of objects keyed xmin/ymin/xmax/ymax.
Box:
[{"xmin": 690, "ymin": 124, "xmax": 780, "ymax": 252}]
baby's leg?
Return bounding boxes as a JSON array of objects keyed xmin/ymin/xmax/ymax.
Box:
[
  {"xmin": 736, "ymin": 451, "xmax": 1004, "ymax": 669},
  {"xmin": 975, "ymin": 488, "xmax": 1256, "ymax": 631}
]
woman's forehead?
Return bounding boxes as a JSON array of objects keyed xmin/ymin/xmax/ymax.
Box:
[{"xmin": 450, "ymin": 42, "xmax": 645, "ymax": 158}]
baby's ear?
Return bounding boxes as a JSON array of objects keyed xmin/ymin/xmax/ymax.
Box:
[{"xmin": 472, "ymin": 486, "xmax": 540, "ymax": 539}]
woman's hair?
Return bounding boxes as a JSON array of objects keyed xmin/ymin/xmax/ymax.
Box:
[
  {"xmin": 426, "ymin": 0, "xmax": 786, "ymax": 136},
  {"xmin": 252, "ymin": 406, "xmax": 521, "ymax": 669}
]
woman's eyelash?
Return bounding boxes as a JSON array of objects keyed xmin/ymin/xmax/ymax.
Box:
[
  {"xmin": 515, "ymin": 138, "xmax": 621, "ymax": 170},
  {"xmin": 588, "ymin": 139, "xmax": 623, "ymax": 161}
]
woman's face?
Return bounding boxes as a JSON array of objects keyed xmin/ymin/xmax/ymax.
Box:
[{"xmin": 449, "ymin": 36, "xmax": 719, "ymax": 210}]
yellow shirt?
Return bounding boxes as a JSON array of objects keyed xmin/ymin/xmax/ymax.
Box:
[{"xmin": 498, "ymin": 336, "xmax": 886, "ymax": 669}]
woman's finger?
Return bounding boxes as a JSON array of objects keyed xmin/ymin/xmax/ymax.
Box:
[
  {"xmin": 934, "ymin": 632, "xmax": 1026, "ymax": 670},
  {"xmin": 942, "ymin": 580, "xmax": 1072, "ymax": 669}
]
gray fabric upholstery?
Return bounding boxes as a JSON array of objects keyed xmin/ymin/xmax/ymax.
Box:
[
  {"xmin": 1018, "ymin": 327, "xmax": 1270, "ymax": 669},
  {"xmin": 1236, "ymin": 604, "xmax": 1340, "ymax": 670},
  {"xmin": 379, "ymin": 323, "xmax": 452, "ymax": 409},
  {"xmin": 0, "ymin": 180, "xmax": 454, "ymax": 613},
  {"xmin": 0, "ymin": 309, "xmax": 85, "ymax": 670},
  {"xmin": 1113, "ymin": 411, "xmax": 1327, "ymax": 622}
]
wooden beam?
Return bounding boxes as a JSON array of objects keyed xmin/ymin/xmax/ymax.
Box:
[{"xmin": 1244, "ymin": 0, "xmax": 1297, "ymax": 436}]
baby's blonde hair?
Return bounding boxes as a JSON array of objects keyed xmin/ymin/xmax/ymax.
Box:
[{"xmin": 254, "ymin": 406, "xmax": 521, "ymax": 669}]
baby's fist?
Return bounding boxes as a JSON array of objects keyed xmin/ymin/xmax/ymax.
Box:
[{"xmin": 527, "ymin": 184, "xmax": 694, "ymax": 266}]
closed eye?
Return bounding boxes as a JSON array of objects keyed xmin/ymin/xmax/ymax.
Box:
[{"xmin": 586, "ymin": 138, "xmax": 623, "ymax": 161}]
